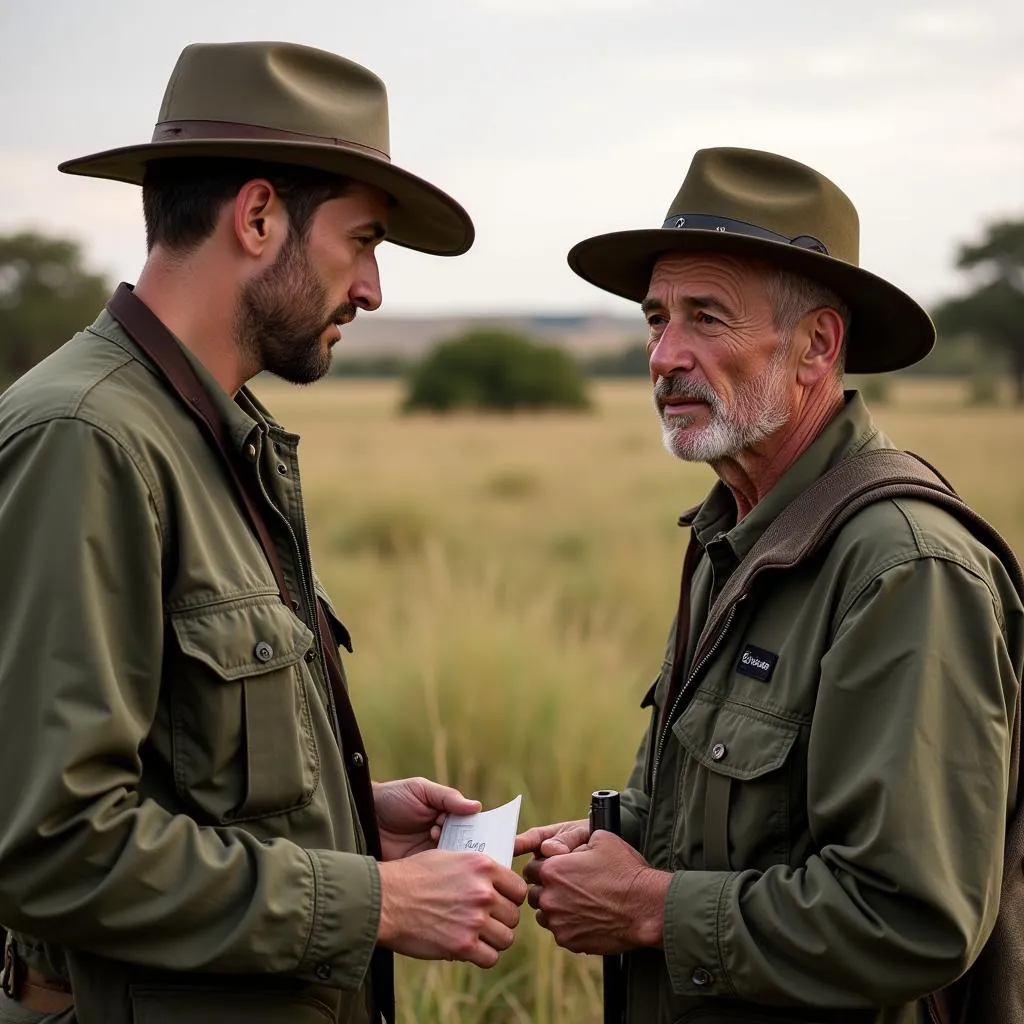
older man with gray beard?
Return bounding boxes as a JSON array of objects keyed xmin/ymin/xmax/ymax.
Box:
[{"xmin": 515, "ymin": 148, "xmax": 1023, "ymax": 1024}]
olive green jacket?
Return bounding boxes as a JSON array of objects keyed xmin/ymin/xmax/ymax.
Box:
[
  {"xmin": 0, "ymin": 306, "xmax": 380, "ymax": 1023},
  {"xmin": 618, "ymin": 394, "xmax": 1024, "ymax": 1024}
]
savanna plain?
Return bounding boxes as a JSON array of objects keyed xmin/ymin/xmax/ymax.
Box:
[{"xmin": 250, "ymin": 376, "xmax": 1024, "ymax": 1024}]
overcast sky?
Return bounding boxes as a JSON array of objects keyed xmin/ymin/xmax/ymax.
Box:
[{"xmin": 1, "ymin": 0, "xmax": 1020, "ymax": 317}]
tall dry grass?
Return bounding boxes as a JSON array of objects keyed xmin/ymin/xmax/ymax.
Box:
[{"xmin": 252, "ymin": 376, "xmax": 1024, "ymax": 1024}]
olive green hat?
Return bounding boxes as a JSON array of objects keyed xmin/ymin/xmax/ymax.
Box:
[
  {"xmin": 567, "ymin": 147, "xmax": 934, "ymax": 373},
  {"xmin": 59, "ymin": 41, "xmax": 474, "ymax": 257}
]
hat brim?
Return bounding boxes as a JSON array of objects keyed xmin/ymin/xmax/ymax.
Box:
[
  {"xmin": 59, "ymin": 139, "xmax": 474, "ymax": 257},
  {"xmin": 568, "ymin": 229, "xmax": 934, "ymax": 373}
]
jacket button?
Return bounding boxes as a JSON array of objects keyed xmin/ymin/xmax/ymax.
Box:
[
  {"xmin": 277, "ymin": 463, "xmax": 288, "ymax": 475},
  {"xmin": 304, "ymin": 649, "xmax": 317, "ymax": 663},
  {"xmin": 691, "ymin": 967, "xmax": 714, "ymax": 987},
  {"xmin": 352, "ymin": 752, "xmax": 365, "ymax": 768},
  {"xmin": 254, "ymin": 641, "xmax": 274, "ymax": 662},
  {"xmin": 711, "ymin": 742, "xmax": 727, "ymax": 761},
  {"xmin": 315, "ymin": 963, "xmax": 332, "ymax": 981},
  {"xmin": 245, "ymin": 443, "xmax": 257, "ymax": 460}
]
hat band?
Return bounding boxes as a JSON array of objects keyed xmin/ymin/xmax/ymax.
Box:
[
  {"xmin": 662, "ymin": 214, "xmax": 828, "ymax": 255},
  {"xmin": 151, "ymin": 119, "xmax": 391, "ymax": 162}
]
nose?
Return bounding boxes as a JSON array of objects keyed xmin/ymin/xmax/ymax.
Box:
[
  {"xmin": 648, "ymin": 321, "xmax": 695, "ymax": 383},
  {"xmin": 351, "ymin": 249, "xmax": 383, "ymax": 312}
]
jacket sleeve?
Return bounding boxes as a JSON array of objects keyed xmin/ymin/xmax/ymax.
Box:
[
  {"xmin": 661, "ymin": 555, "xmax": 1021, "ymax": 1007},
  {"xmin": 0, "ymin": 419, "xmax": 378, "ymax": 988}
]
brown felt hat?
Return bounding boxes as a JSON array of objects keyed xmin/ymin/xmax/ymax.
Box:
[
  {"xmin": 59, "ymin": 41, "xmax": 474, "ymax": 257},
  {"xmin": 568, "ymin": 148, "xmax": 934, "ymax": 373}
]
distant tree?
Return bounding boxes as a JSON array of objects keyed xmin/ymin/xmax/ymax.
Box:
[
  {"xmin": 402, "ymin": 328, "xmax": 591, "ymax": 413},
  {"xmin": 585, "ymin": 343, "xmax": 651, "ymax": 378},
  {"xmin": 0, "ymin": 232, "xmax": 110, "ymax": 389},
  {"xmin": 932, "ymin": 219, "xmax": 1024, "ymax": 403}
]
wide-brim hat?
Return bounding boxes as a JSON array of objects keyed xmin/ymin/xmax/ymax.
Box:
[
  {"xmin": 568, "ymin": 148, "xmax": 934, "ymax": 373},
  {"xmin": 59, "ymin": 41, "xmax": 473, "ymax": 257}
]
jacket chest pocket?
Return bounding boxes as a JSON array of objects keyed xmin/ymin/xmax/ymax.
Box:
[
  {"xmin": 168, "ymin": 593, "xmax": 320, "ymax": 823},
  {"xmin": 671, "ymin": 693, "xmax": 800, "ymax": 872}
]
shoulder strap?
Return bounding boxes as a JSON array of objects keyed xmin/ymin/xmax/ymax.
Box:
[
  {"xmin": 694, "ymin": 448, "xmax": 1024, "ymax": 670},
  {"xmin": 107, "ymin": 285, "xmax": 292, "ymax": 605},
  {"xmin": 107, "ymin": 285, "xmax": 394, "ymax": 1022}
]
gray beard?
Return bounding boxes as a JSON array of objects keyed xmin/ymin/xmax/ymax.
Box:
[{"xmin": 655, "ymin": 345, "xmax": 791, "ymax": 463}]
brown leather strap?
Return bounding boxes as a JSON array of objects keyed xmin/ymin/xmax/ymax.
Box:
[
  {"xmin": 151, "ymin": 119, "xmax": 390, "ymax": 161},
  {"xmin": 691, "ymin": 448, "xmax": 1024, "ymax": 689},
  {"xmin": 107, "ymin": 283, "xmax": 394, "ymax": 1022},
  {"xmin": 703, "ymin": 772, "xmax": 732, "ymax": 871}
]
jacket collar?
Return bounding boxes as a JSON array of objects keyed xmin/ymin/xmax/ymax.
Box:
[{"xmin": 91, "ymin": 293, "xmax": 279, "ymax": 453}]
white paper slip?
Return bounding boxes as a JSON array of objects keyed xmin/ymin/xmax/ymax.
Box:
[{"xmin": 437, "ymin": 795, "xmax": 523, "ymax": 868}]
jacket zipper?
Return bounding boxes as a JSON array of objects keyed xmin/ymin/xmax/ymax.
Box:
[{"xmin": 650, "ymin": 599, "xmax": 742, "ymax": 792}]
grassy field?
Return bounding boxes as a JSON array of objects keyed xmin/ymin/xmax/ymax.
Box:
[{"xmin": 252, "ymin": 376, "xmax": 1024, "ymax": 1024}]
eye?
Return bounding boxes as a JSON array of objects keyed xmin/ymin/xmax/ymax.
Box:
[
  {"xmin": 646, "ymin": 313, "xmax": 667, "ymax": 328},
  {"xmin": 695, "ymin": 311, "xmax": 721, "ymax": 327}
]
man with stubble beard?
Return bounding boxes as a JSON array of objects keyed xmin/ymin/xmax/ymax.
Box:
[{"xmin": 0, "ymin": 42, "xmax": 525, "ymax": 1024}]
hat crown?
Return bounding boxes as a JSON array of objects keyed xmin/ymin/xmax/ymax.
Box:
[
  {"xmin": 668, "ymin": 148, "xmax": 859, "ymax": 266},
  {"xmin": 156, "ymin": 41, "xmax": 391, "ymax": 156}
]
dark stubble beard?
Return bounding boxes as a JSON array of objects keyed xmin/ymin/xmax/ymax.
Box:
[{"xmin": 235, "ymin": 230, "xmax": 355, "ymax": 385}]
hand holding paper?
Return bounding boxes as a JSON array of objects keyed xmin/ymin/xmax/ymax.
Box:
[{"xmin": 438, "ymin": 795, "xmax": 523, "ymax": 868}]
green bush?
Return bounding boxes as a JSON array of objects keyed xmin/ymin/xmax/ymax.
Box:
[
  {"xmin": 967, "ymin": 373, "xmax": 1001, "ymax": 407},
  {"xmin": 402, "ymin": 328, "xmax": 591, "ymax": 413}
]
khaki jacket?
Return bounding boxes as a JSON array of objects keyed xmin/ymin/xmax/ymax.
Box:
[
  {"xmin": 0, "ymin": 306, "xmax": 380, "ymax": 1023},
  {"xmin": 619, "ymin": 394, "xmax": 1024, "ymax": 1024}
]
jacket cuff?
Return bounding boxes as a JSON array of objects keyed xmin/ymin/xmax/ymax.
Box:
[
  {"xmin": 663, "ymin": 869, "xmax": 737, "ymax": 998},
  {"xmin": 300, "ymin": 849, "xmax": 381, "ymax": 989}
]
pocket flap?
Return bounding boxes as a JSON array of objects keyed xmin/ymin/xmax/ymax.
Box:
[
  {"xmin": 171, "ymin": 594, "xmax": 314, "ymax": 680},
  {"xmin": 673, "ymin": 695, "xmax": 799, "ymax": 781}
]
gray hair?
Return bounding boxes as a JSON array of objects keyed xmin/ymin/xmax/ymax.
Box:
[{"xmin": 763, "ymin": 267, "xmax": 851, "ymax": 377}]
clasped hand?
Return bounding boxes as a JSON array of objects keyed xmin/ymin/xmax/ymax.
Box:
[{"xmin": 513, "ymin": 818, "xmax": 671, "ymax": 955}]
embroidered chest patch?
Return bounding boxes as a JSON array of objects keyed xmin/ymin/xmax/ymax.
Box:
[{"xmin": 736, "ymin": 644, "xmax": 778, "ymax": 682}]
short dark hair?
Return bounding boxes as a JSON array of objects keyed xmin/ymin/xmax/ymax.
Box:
[{"xmin": 142, "ymin": 159, "xmax": 352, "ymax": 254}]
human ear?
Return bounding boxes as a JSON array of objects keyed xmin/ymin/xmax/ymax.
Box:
[
  {"xmin": 795, "ymin": 307, "xmax": 845, "ymax": 386},
  {"xmin": 233, "ymin": 179, "xmax": 289, "ymax": 259}
]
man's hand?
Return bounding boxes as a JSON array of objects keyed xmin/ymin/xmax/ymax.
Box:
[
  {"xmin": 514, "ymin": 817, "xmax": 589, "ymax": 859},
  {"xmin": 522, "ymin": 830, "xmax": 671, "ymax": 955},
  {"xmin": 377, "ymin": 849, "xmax": 528, "ymax": 968},
  {"xmin": 374, "ymin": 777, "xmax": 480, "ymax": 861}
]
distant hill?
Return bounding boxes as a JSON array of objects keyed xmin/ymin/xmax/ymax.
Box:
[{"xmin": 334, "ymin": 312, "xmax": 645, "ymax": 362}]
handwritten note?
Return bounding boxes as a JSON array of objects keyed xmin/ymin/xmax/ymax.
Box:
[{"xmin": 437, "ymin": 795, "xmax": 522, "ymax": 868}]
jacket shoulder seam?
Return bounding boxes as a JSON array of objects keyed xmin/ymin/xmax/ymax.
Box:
[
  {"xmin": 64, "ymin": 337, "xmax": 138, "ymax": 419},
  {"xmin": 73, "ymin": 411, "xmax": 168, "ymax": 544},
  {"xmin": 835, "ymin": 548, "xmax": 1005, "ymax": 637},
  {"xmin": 892, "ymin": 498, "xmax": 1006, "ymax": 632}
]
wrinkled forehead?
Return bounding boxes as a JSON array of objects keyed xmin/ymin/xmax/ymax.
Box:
[{"xmin": 646, "ymin": 250, "xmax": 772, "ymax": 306}]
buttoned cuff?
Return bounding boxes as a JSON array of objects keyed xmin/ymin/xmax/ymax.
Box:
[
  {"xmin": 663, "ymin": 869, "xmax": 737, "ymax": 998},
  {"xmin": 301, "ymin": 849, "xmax": 381, "ymax": 989}
]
